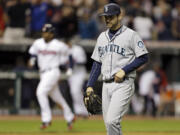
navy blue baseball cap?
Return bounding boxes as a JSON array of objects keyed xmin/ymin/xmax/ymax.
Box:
[
  {"xmin": 42, "ymin": 23, "xmax": 55, "ymax": 33},
  {"xmin": 99, "ymin": 3, "xmax": 121, "ymax": 16}
]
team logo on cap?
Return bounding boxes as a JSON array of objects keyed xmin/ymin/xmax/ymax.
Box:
[{"xmin": 104, "ymin": 6, "xmax": 108, "ymax": 12}]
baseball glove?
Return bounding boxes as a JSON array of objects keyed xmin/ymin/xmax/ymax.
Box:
[{"xmin": 84, "ymin": 91, "xmax": 102, "ymax": 115}]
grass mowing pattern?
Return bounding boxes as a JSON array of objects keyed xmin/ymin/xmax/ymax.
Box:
[
  {"xmin": 0, "ymin": 119, "xmax": 105, "ymax": 133},
  {"xmin": 122, "ymin": 119, "xmax": 180, "ymax": 133},
  {"xmin": 0, "ymin": 116, "xmax": 180, "ymax": 135}
]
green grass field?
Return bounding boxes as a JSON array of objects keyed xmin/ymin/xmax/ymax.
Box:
[{"xmin": 0, "ymin": 115, "xmax": 180, "ymax": 135}]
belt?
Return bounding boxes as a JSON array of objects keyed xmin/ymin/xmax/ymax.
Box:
[
  {"xmin": 103, "ymin": 77, "xmax": 132, "ymax": 83},
  {"xmin": 103, "ymin": 78, "xmax": 114, "ymax": 83},
  {"xmin": 40, "ymin": 67, "xmax": 57, "ymax": 73}
]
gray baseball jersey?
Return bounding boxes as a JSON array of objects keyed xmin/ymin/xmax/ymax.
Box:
[
  {"xmin": 91, "ymin": 25, "xmax": 148, "ymax": 80},
  {"xmin": 91, "ymin": 25, "xmax": 148, "ymax": 135}
]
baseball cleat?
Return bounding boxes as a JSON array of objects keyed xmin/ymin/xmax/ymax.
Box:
[
  {"xmin": 67, "ymin": 117, "xmax": 76, "ymax": 130},
  {"xmin": 76, "ymin": 114, "xmax": 89, "ymax": 119},
  {"xmin": 40, "ymin": 122, "xmax": 51, "ymax": 130}
]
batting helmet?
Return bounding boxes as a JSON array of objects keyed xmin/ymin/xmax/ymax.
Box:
[
  {"xmin": 99, "ymin": 3, "xmax": 121, "ymax": 16},
  {"xmin": 42, "ymin": 23, "xmax": 55, "ymax": 33}
]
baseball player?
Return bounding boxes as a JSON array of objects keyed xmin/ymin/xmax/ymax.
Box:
[
  {"xmin": 64, "ymin": 39, "xmax": 88, "ymax": 117},
  {"xmin": 85, "ymin": 3, "xmax": 149, "ymax": 135},
  {"xmin": 28, "ymin": 24, "xmax": 75, "ymax": 130},
  {"xmin": 139, "ymin": 69, "xmax": 159, "ymax": 116}
]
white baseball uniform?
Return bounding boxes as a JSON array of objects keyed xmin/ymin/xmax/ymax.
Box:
[
  {"xmin": 139, "ymin": 70, "xmax": 157, "ymax": 97},
  {"xmin": 91, "ymin": 25, "xmax": 148, "ymax": 135},
  {"xmin": 29, "ymin": 38, "xmax": 74, "ymax": 123},
  {"xmin": 139, "ymin": 70, "xmax": 161, "ymax": 111},
  {"xmin": 67, "ymin": 45, "xmax": 88, "ymax": 116}
]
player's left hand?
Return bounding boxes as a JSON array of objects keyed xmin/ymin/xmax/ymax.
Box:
[
  {"xmin": 114, "ymin": 69, "xmax": 125, "ymax": 83},
  {"xmin": 66, "ymin": 68, "xmax": 73, "ymax": 77},
  {"xmin": 83, "ymin": 87, "xmax": 102, "ymax": 115},
  {"xmin": 84, "ymin": 87, "xmax": 94, "ymax": 106}
]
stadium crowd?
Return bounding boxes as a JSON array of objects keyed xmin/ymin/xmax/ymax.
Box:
[{"xmin": 0, "ymin": 0, "xmax": 180, "ymax": 43}]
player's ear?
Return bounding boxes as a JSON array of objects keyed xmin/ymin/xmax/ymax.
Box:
[
  {"xmin": 118, "ymin": 14, "xmax": 123, "ymax": 22},
  {"xmin": 118, "ymin": 8, "xmax": 125, "ymax": 21},
  {"xmin": 118, "ymin": 14, "xmax": 123, "ymax": 21}
]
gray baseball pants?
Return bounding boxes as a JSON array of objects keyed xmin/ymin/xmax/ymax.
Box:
[{"xmin": 102, "ymin": 79, "xmax": 134, "ymax": 135}]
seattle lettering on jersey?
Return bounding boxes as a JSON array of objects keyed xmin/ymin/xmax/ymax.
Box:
[{"xmin": 98, "ymin": 44, "xmax": 125, "ymax": 57}]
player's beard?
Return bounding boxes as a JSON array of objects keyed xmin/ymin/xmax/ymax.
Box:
[
  {"xmin": 112, "ymin": 21, "xmax": 120, "ymax": 30},
  {"xmin": 105, "ymin": 18, "xmax": 112, "ymax": 28},
  {"xmin": 106, "ymin": 17, "xmax": 119, "ymax": 30},
  {"xmin": 106, "ymin": 22, "xmax": 112, "ymax": 28}
]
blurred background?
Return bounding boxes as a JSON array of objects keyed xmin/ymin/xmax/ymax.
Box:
[{"xmin": 0, "ymin": 0, "xmax": 180, "ymax": 117}]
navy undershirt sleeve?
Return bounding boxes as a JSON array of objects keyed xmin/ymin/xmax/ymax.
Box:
[
  {"xmin": 86, "ymin": 61, "xmax": 101, "ymax": 88},
  {"xmin": 122, "ymin": 54, "xmax": 148, "ymax": 74},
  {"xmin": 69, "ymin": 55, "xmax": 74, "ymax": 68},
  {"xmin": 30, "ymin": 54, "xmax": 37, "ymax": 58}
]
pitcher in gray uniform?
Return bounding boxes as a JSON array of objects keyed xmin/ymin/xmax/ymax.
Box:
[{"xmin": 85, "ymin": 3, "xmax": 149, "ymax": 135}]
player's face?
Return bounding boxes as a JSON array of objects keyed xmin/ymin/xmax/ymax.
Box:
[
  {"xmin": 104, "ymin": 14, "xmax": 122, "ymax": 30},
  {"xmin": 42, "ymin": 32, "xmax": 54, "ymax": 42}
]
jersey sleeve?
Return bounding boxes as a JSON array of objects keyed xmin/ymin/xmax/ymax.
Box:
[
  {"xmin": 131, "ymin": 32, "xmax": 148, "ymax": 57},
  {"xmin": 75, "ymin": 46, "xmax": 87, "ymax": 63},
  {"xmin": 60, "ymin": 42, "xmax": 71, "ymax": 55},
  {"xmin": 91, "ymin": 37, "xmax": 101, "ymax": 63},
  {"xmin": 29, "ymin": 41, "xmax": 38, "ymax": 56},
  {"xmin": 59, "ymin": 42, "xmax": 71, "ymax": 64}
]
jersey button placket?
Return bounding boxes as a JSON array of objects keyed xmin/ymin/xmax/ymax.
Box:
[{"xmin": 109, "ymin": 41, "xmax": 113, "ymax": 79}]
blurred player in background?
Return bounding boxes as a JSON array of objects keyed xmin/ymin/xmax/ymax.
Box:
[
  {"xmin": 139, "ymin": 66, "xmax": 160, "ymax": 116},
  {"xmin": 64, "ymin": 38, "xmax": 88, "ymax": 117},
  {"xmin": 28, "ymin": 23, "xmax": 75, "ymax": 130},
  {"xmin": 139, "ymin": 62, "xmax": 168, "ymax": 116}
]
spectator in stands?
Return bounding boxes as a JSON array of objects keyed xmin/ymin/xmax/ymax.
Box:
[
  {"xmin": 172, "ymin": 2, "xmax": 180, "ymax": 40},
  {"xmin": 96, "ymin": 0, "xmax": 108, "ymax": 8},
  {"xmin": 0, "ymin": 0, "xmax": 5, "ymax": 37},
  {"xmin": 50, "ymin": 8, "xmax": 62, "ymax": 31},
  {"xmin": 77, "ymin": 8, "xmax": 98, "ymax": 39},
  {"xmin": 153, "ymin": 0, "xmax": 170, "ymax": 21},
  {"xmin": 171, "ymin": 1, "xmax": 179, "ymax": 19},
  {"xmin": 29, "ymin": 0, "xmax": 52, "ymax": 38},
  {"xmin": 125, "ymin": 1, "xmax": 141, "ymax": 29},
  {"xmin": 51, "ymin": 0, "xmax": 63, "ymax": 7},
  {"xmin": 3, "ymin": 0, "xmax": 30, "ymax": 44},
  {"xmin": 54, "ymin": 5, "xmax": 78, "ymax": 38},
  {"xmin": 133, "ymin": 10, "xmax": 154, "ymax": 40},
  {"xmin": 142, "ymin": 0, "xmax": 153, "ymax": 16},
  {"xmin": 94, "ymin": 15, "xmax": 106, "ymax": 35},
  {"xmin": 1, "ymin": 0, "xmax": 179, "ymax": 41},
  {"xmin": 155, "ymin": 6, "xmax": 174, "ymax": 40}
]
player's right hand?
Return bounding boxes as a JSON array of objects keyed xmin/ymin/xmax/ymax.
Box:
[
  {"xmin": 28, "ymin": 57, "xmax": 36, "ymax": 68},
  {"xmin": 66, "ymin": 68, "xmax": 73, "ymax": 77},
  {"xmin": 114, "ymin": 69, "xmax": 125, "ymax": 83}
]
